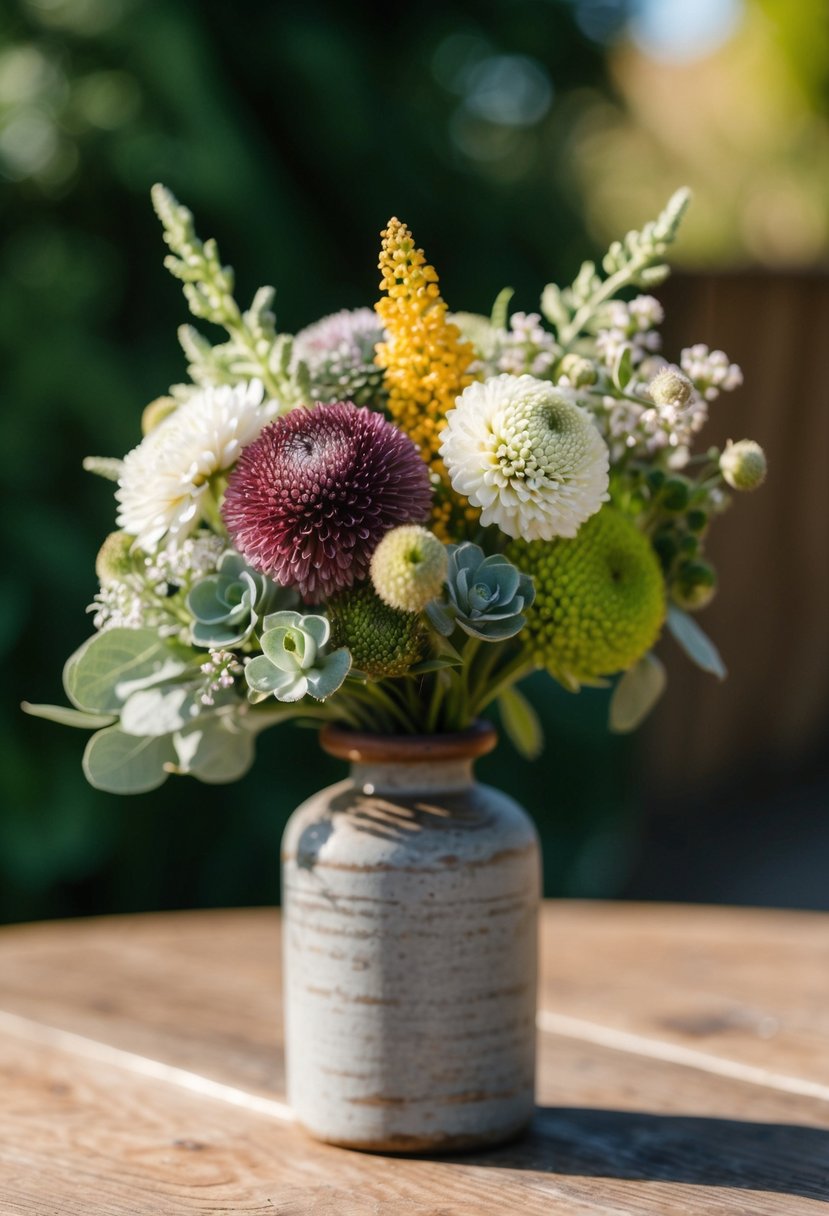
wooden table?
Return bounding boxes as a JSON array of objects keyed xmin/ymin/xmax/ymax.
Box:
[{"xmin": 1, "ymin": 903, "xmax": 828, "ymax": 1214}]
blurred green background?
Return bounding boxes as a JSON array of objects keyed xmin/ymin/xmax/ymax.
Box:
[{"xmin": 3, "ymin": 0, "xmax": 828, "ymax": 924}]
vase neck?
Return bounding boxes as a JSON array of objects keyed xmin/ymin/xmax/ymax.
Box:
[{"xmin": 350, "ymin": 758, "xmax": 476, "ymax": 796}]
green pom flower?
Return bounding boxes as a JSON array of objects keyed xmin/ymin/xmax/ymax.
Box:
[
  {"xmin": 370, "ymin": 525, "xmax": 448, "ymax": 613},
  {"xmin": 95, "ymin": 532, "xmax": 138, "ymax": 584},
  {"xmin": 187, "ymin": 552, "xmax": 296, "ymax": 648},
  {"xmin": 507, "ymin": 507, "xmax": 665, "ymax": 687},
  {"xmin": 720, "ymin": 439, "xmax": 767, "ymax": 491},
  {"xmin": 328, "ymin": 584, "xmax": 427, "ymax": 678},
  {"xmin": 428, "ymin": 543, "xmax": 534, "ymax": 642},
  {"xmin": 245, "ymin": 611, "xmax": 350, "ymax": 702}
]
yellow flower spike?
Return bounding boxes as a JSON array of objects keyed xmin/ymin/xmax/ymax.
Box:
[{"xmin": 375, "ymin": 217, "xmax": 479, "ymax": 540}]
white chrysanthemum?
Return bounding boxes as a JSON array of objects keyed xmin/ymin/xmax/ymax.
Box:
[
  {"xmin": 115, "ymin": 379, "xmax": 266, "ymax": 551},
  {"xmin": 370, "ymin": 525, "xmax": 448, "ymax": 612},
  {"xmin": 440, "ymin": 374, "xmax": 609, "ymax": 541}
]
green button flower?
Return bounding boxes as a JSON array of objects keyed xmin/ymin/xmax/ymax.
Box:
[{"xmin": 245, "ymin": 612, "xmax": 350, "ymax": 703}]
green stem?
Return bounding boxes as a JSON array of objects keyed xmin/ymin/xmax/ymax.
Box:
[
  {"xmin": 559, "ymin": 261, "xmax": 648, "ymax": 351},
  {"xmin": 471, "ymin": 656, "xmax": 535, "ymax": 717}
]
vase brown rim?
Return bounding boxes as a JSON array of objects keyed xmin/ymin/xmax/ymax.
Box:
[{"xmin": 319, "ymin": 720, "xmax": 497, "ymax": 764}]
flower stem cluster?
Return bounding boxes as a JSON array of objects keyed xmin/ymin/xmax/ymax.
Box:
[{"xmin": 151, "ymin": 184, "xmax": 306, "ymax": 408}]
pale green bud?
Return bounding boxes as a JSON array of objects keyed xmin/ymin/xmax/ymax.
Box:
[
  {"xmin": 649, "ymin": 368, "xmax": 693, "ymax": 407},
  {"xmin": 370, "ymin": 525, "xmax": 448, "ymax": 613},
  {"xmin": 559, "ymin": 353, "xmax": 598, "ymax": 387},
  {"xmin": 95, "ymin": 531, "xmax": 138, "ymax": 584},
  {"xmin": 720, "ymin": 439, "xmax": 767, "ymax": 491}
]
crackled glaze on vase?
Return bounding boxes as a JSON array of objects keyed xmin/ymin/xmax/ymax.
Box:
[{"xmin": 281, "ymin": 723, "xmax": 540, "ymax": 1152}]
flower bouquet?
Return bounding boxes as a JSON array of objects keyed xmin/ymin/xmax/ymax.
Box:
[
  {"xmin": 24, "ymin": 186, "xmax": 765, "ymax": 791},
  {"xmin": 23, "ymin": 186, "xmax": 768, "ymax": 1152}
]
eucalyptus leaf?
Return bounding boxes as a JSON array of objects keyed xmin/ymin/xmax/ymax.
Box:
[
  {"xmin": 21, "ymin": 702, "xmax": 117, "ymax": 730},
  {"xmin": 667, "ymin": 606, "xmax": 727, "ymax": 679},
  {"xmin": 82, "ymin": 727, "xmax": 176, "ymax": 794},
  {"xmin": 173, "ymin": 716, "xmax": 255, "ymax": 784},
  {"xmin": 609, "ymin": 653, "xmax": 667, "ymax": 733},
  {"xmin": 64, "ymin": 629, "xmax": 194, "ymax": 714},
  {"xmin": 498, "ymin": 686, "xmax": 544, "ymax": 760},
  {"xmin": 120, "ymin": 685, "xmax": 206, "ymax": 737}
]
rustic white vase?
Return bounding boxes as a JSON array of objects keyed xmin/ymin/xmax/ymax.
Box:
[{"xmin": 281, "ymin": 721, "xmax": 540, "ymax": 1152}]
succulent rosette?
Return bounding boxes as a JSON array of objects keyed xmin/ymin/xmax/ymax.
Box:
[
  {"xmin": 27, "ymin": 187, "xmax": 767, "ymax": 792},
  {"xmin": 428, "ymin": 544, "xmax": 534, "ymax": 642},
  {"xmin": 186, "ymin": 552, "xmax": 297, "ymax": 648},
  {"xmin": 245, "ymin": 612, "xmax": 350, "ymax": 702}
]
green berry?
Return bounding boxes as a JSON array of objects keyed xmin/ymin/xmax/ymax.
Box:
[
  {"xmin": 661, "ymin": 477, "xmax": 690, "ymax": 512},
  {"xmin": 672, "ymin": 560, "xmax": 717, "ymax": 610},
  {"xmin": 686, "ymin": 509, "xmax": 708, "ymax": 533}
]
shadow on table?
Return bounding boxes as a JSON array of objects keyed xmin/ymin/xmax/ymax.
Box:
[{"xmin": 459, "ymin": 1107, "xmax": 829, "ymax": 1201}]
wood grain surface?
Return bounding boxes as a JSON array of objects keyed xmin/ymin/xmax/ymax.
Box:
[{"xmin": 1, "ymin": 903, "xmax": 828, "ymax": 1214}]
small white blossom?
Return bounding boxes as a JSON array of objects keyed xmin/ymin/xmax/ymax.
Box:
[
  {"xmin": 199, "ymin": 649, "xmax": 243, "ymax": 706},
  {"xmin": 595, "ymin": 295, "xmax": 663, "ymax": 370},
  {"xmin": 470, "ymin": 312, "xmax": 558, "ymax": 379},
  {"xmin": 681, "ymin": 344, "xmax": 743, "ymax": 401}
]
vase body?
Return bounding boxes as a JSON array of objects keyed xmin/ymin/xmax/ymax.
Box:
[{"xmin": 281, "ymin": 723, "xmax": 540, "ymax": 1152}]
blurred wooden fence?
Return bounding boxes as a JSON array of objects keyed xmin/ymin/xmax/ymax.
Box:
[{"xmin": 643, "ymin": 271, "xmax": 829, "ymax": 798}]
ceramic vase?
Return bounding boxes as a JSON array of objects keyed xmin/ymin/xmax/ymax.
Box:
[{"xmin": 281, "ymin": 721, "xmax": 540, "ymax": 1152}]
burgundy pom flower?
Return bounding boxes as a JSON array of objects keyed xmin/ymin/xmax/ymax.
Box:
[{"xmin": 222, "ymin": 403, "xmax": 432, "ymax": 601}]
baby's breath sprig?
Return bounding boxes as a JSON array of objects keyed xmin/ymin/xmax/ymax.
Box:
[
  {"xmin": 151, "ymin": 184, "xmax": 308, "ymax": 408},
  {"xmin": 542, "ymin": 188, "xmax": 691, "ymax": 352}
]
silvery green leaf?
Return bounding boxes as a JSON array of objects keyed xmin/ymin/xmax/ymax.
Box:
[
  {"xmin": 540, "ymin": 283, "xmax": 569, "ymax": 329},
  {"xmin": 245, "ymin": 655, "xmax": 302, "ymax": 697},
  {"xmin": 64, "ymin": 629, "xmax": 194, "ymax": 714},
  {"xmin": 425, "ymin": 601, "xmax": 455, "ymax": 636},
  {"xmin": 456, "ymin": 614, "xmax": 526, "ymax": 642},
  {"xmin": 613, "ymin": 345, "xmax": 634, "ymax": 391},
  {"xmin": 305, "ymin": 648, "xmax": 350, "ymax": 701},
  {"xmin": 667, "ymin": 605, "xmax": 726, "ymax": 679},
  {"xmin": 120, "ymin": 685, "xmax": 204, "ymax": 737},
  {"xmin": 490, "ymin": 286, "xmax": 514, "ymax": 330},
  {"xmin": 82, "ymin": 727, "xmax": 175, "ymax": 794},
  {"xmin": 609, "ymin": 653, "xmax": 667, "ymax": 733},
  {"xmin": 82, "ymin": 456, "xmax": 123, "ymax": 481},
  {"xmin": 173, "ymin": 716, "xmax": 255, "ymax": 784},
  {"xmin": 21, "ymin": 702, "xmax": 117, "ymax": 730},
  {"xmin": 498, "ymin": 686, "xmax": 544, "ymax": 760}
]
